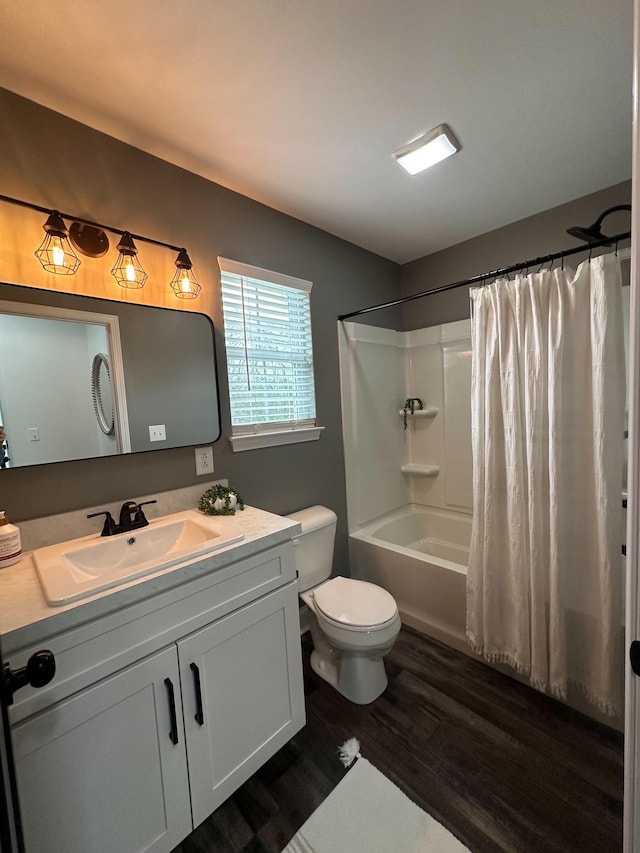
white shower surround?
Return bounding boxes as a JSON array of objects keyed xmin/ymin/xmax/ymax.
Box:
[
  {"xmin": 338, "ymin": 318, "xmax": 472, "ymax": 646},
  {"xmin": 338, "ymin": 307, "xmax": 625, "ymax": 727}
]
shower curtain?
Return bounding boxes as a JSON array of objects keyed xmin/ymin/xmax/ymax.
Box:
[{"xmin": 466, "ymin": 253, "xmax": 625, "ymax": 716}]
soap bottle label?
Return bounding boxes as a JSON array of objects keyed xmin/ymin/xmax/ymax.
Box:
[{"xmin": 0, "ymin": 529, "xmax": 21, "ymax": 565}]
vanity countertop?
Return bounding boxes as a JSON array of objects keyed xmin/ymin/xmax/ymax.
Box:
[{"xmin": 0, "ymin": 506, "xmax": 300, "ymax": 652}]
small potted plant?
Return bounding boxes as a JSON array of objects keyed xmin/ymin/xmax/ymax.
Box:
[{"xmin": 199, "ymin": 484, "xmax": 245, "ymax": 516}]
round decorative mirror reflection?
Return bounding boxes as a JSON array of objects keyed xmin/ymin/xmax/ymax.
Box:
[{"xmin": 91, "ymin": 352, "xmax": 115, "ymax": 436}]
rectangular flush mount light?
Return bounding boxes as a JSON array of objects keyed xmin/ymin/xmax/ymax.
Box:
[{"xmin": 393, "ymin": 123, "xmax": 460, "ymax": 175}]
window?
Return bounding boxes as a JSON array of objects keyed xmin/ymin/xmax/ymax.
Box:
[{"xmin": 218, "ymin": 257, "xmax": 323, "ymax": 451}]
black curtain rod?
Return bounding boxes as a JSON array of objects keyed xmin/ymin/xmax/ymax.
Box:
[
  {"xmin": 0, "ymin": 193, "xmax": 185, "ymax": 253},
  {"xmin": 338, "ymin": 230, "xmax": 632, "ymax": 321}
]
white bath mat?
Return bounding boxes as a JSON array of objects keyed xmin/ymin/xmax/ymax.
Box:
[{"xmin": 282, "ymin": 756, "xmax": 470, "ymax": 853}]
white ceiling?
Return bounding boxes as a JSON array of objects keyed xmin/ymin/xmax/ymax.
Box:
[{"xmin": 0, "ymin": 1, "xmax": 633, "ymax": 264}]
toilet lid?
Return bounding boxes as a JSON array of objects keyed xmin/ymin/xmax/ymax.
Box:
[{"xmin": 313, "ymin": 577, "xmax": 397, "ymax": 628}]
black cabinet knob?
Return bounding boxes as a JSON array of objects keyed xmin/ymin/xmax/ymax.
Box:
[{"xmin": 3, "ymin": 650, "xmax": 56, "ymax": 705}]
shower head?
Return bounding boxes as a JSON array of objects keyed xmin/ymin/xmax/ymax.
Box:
[
  {"xmin": 566, "ymin": 204, "xmax": 631, "ymax": 246},
  {"xmin": 566, "ymin": 224, "xmax": 612, "ymax": 244}
]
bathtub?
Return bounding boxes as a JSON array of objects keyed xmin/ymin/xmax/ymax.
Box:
[{"xmin": 349, "ymin": 505, "xmax": 471, "ymax": 651}]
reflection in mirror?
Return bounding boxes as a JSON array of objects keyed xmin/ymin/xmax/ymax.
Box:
[
  {"xmin": 0, "ymin": 282, "xmax": 220, "ymax": 468},
  {"xmin": 91, "ymin": 353, "xmax": 115, "ymax": 437}
]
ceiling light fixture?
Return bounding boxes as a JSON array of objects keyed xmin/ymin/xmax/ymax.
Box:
[
  {"xmin": 170, "ymin": 249, "xmax": 201, "ymax": 299},
  {"xmin": 111, "ymin": 232, "xmax": 148, "ymax": 289},
  {"xmin": 34, "ymin": 211, "xmax": 81, "ymax": 275},
  {"xmin": 393, "ymin": 123, "xmax": 460, "ymax": 175}
]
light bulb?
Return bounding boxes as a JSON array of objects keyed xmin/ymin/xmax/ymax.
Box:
[
  {"xmin": 125, "ymin": 261, "xmax": 136, "ymax": 282},
  {"xmin": 51, "ymin": 242, "xmax": 65, "ymax": 268}
]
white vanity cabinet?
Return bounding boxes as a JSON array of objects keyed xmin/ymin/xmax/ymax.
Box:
[
  {"xmin": 7, "ymin": 539, "xmax": 305, "ymax": 853},
  {"xmin": 12, "ymin": 646, "xmax": 192, "ymax": 853}
]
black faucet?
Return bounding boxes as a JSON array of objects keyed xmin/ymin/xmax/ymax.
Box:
[{"xmin": 87, "ymin": 500, "xmax": 158, "ymax": 537}]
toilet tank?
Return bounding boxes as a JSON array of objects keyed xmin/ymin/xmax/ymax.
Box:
[{"xmin": 287, "ymin": 505, "xmax": 337, "ymax": 592}]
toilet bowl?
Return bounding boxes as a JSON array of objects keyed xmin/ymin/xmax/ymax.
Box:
[{"xmin": 288, "ymin": 506, "xmax": 401, "ymax": 705}]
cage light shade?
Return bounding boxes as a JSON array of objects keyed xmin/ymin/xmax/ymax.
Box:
[
  {"xmin": 111, "ymin": 232, "xmax": 148, "ymax": 289},
  {"xmin": 170, "ymin": 248, "xmax": 201, "ymax": 299},
  {"xmin": 34, "ymin": 211, "xmax": 81, "ymax": 275},
  {"xmin": 393, "ymin": 123, "xmax": 460, "ymax": 175}
]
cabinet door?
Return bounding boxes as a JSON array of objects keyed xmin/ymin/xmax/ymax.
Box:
[
  {"xmin": 12, "ymin": 646, "xmax": 192, "ymax": 853},
  {"xmin": 179, "ymin": 581, "xmax": 305, "ymax": 827}
]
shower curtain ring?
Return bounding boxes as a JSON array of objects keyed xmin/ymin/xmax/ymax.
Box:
[
  {"xmin": 560, "ymin": 251, "xmax": 565, "ymax": 271},
  {"xmin": 615, "ymin": 236, "xmax": 619, "ymax": 256},
  {"xmin": 588, "ymin": 245, "xmax": 593, "ymax": 263}
]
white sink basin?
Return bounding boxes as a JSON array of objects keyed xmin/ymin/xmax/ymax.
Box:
[{"xmin": 34, "ymin": 510, "xmax": 244, "ymax": 605}]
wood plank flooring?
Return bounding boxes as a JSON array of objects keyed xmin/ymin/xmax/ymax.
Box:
[{"xmin": 172, "ymin": 626, "xmax": 623, "ymax": 853}]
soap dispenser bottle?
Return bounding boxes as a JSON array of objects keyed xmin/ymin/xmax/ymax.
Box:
[{"xmin": 0, "ymin": 510, "xmax": 22, "ymax": 567}]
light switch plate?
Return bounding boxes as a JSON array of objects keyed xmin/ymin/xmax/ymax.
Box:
[{"xmin": 195, "ymin": 446, "xmax": 214, "ymax": 476}]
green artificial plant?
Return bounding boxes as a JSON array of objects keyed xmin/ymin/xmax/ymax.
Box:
[
  {"xmin": 402, "ymin": 397, "xmax": 424, "ymax": 429},
  {"xmin": 199, "ymin": 484, "xmax": 245, "ymax": 516}
]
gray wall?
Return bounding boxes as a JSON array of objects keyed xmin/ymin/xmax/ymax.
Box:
[
  {"xmin": 116, "ymin": 305, "xmax": 218, "ymax": 453},
  {"xmin": 0, "ymin": 88, "xmax": 400, "ymax": 576},
  {"xmin": 400, "ymin": 181, "xmax": 632, "ymax": 329}
]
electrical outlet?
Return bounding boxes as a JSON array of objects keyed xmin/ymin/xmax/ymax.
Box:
[
  {"xmin": 195, "ymin": 446, "xmax": 214, "ymax": 476},
  {"xmin": 149, "ymin": 424, "xmax": 166, "ymax": 442}
]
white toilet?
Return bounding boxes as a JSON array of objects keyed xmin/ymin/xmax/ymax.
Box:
[{"xmin": 288, "ymin": 505, "xmax": 401, "ymax": 705}]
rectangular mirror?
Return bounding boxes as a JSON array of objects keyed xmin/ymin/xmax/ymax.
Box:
[{"xmin": 0, "ymin": 282, "xmax": 220, "ymax": 468}]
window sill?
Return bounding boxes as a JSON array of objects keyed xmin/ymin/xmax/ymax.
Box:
[{"xmin": 228, "ymin": 426, "xmax": 325, "ymax": 452}]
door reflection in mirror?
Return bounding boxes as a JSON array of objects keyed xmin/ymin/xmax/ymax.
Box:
[
  {"xmin": 0, "ymin": 305, "xmax": 127, "ymax": 466},
  {"xmin": 0, "ymin": 422, "xmax": 7, "ymax": 469}
]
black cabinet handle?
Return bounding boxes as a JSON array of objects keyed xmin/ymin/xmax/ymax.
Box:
[
  {"xmin": 164, "ymin": 678, "xmax": 179, "ymax": 744},
  {"xmin": 190, "ymin": 663, "xmax": 205, "ymax": 726}
]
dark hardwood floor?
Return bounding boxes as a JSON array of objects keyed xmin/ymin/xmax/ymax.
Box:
[{"xmin": 173, "ymin": 626, "xmax": 623, "ymax": 853}]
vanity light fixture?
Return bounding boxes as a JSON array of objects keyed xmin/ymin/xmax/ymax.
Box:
[
  {"xmin": 393, "ymin": 123, "xmax": 460, "ymax": 175},
  {"xmin": 170, "ymin": 248, "xmax": 201, "ymax": 299},
  {"xmin": 111, "ymin": 232, "xmax": 148, "ymax": 289},
  {"xmin": 0, "ymin": 193, "xmax": 203, "ymax": 300},
  {"xmin": 34, "ymin": 211, "xmax": 81, "ymax": 275}
]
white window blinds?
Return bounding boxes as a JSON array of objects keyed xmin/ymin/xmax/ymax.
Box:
[{"xmin": 219, "ymin": 258, "xmax": 317, "ymax": 439}]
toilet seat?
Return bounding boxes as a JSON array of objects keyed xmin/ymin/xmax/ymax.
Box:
[{"xmin": 313, "ymin": 576, "xmax": 398, "ymax": 631}]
